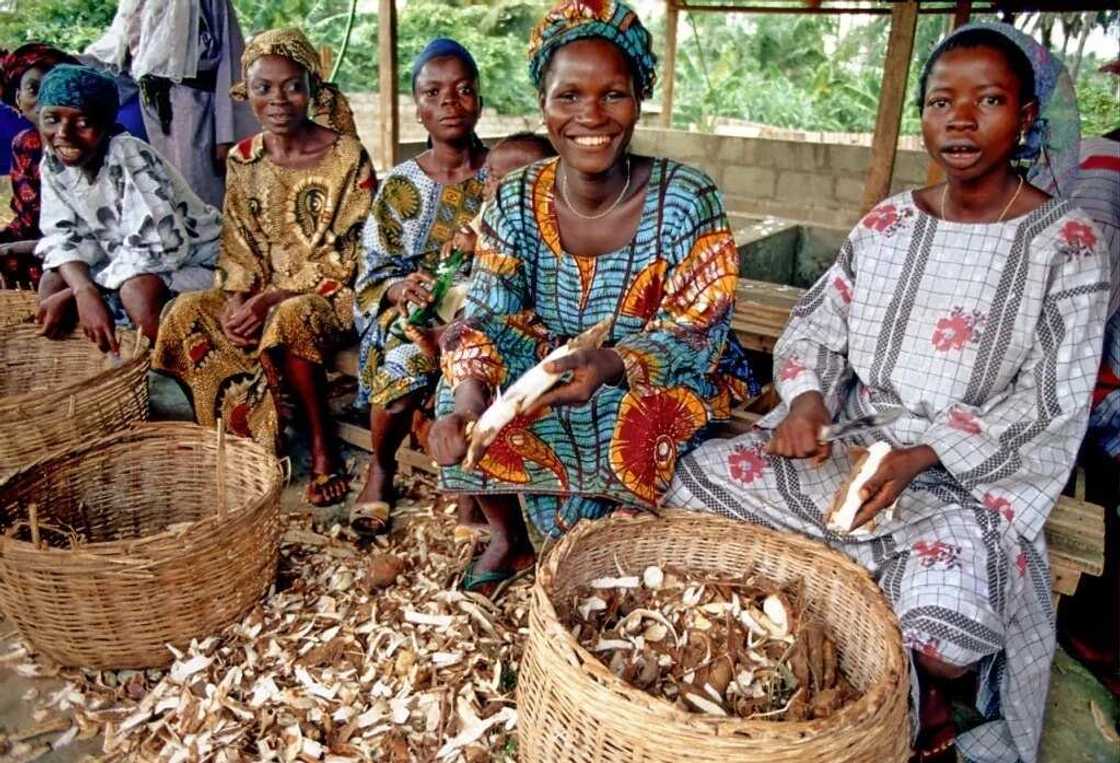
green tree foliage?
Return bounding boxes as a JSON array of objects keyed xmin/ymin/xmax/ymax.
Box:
[{"xmin": 0, "ymin": 0, "xmax": 116, "ymax": 53}]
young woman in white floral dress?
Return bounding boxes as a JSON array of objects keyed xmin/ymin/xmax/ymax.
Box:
[{"xmin": 667, "ymin": 24, "xmax": 1109, "ymax": 763}]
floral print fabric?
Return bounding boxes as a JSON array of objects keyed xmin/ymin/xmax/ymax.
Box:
[
  {"xmin": 152, "ymin": 132, "xmax": 374, "ymax": 448},
  {"xmin": 35, "ymin": 133, "xmax": 220, "ymax": 292},
  {"xmin": 668, "ymin": 191, "xmax": 1111, "ymax": 763},
  {"xmin": 0, "ymin": 128, "xmax": 44, "ymax": 286},
  {"xmin": 436, "ymin": 157, "xmax": 744, "ymax": 537},
  {"xmin": 353, "ymin": 158, "xmax": 487, "ymax": 408}
]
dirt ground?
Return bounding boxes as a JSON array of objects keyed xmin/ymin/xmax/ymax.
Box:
[{"xmin": 0, "ymin": 355, "xmax": 1117, "ymax": 762}]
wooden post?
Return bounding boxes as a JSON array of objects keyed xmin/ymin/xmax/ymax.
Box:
[
  {"xmin": 860, "ymin": 0, "xmax": 919, "ymax": 214},
  {"xmin": 379, "ymin": 0, "xmax": 400, "ymax": 170},
  {"xmin": 925, "ymin": 0, "xmax": 973, "ymax": 187},
  {"xmin": 660, "ymin": 0, "xmax": 679, "ymax": 129},
  {"xmin": 319, "ymin": 46, "xmax": 334, "ymax": 77}
]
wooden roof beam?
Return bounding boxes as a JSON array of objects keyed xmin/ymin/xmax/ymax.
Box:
[
  {"xmin": 861, "ymin": 0, "xmax": 919, "ymax": 213},
  {"xmin": 379, "ymin": 0, "xmax": 399, "ymax": 170}
]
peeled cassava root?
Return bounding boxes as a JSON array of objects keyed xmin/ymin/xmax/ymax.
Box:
[
  {"xmin": 825, "ymin": 441, "xmax": 896, "ymax": 536},
  {"xmin": 463, "ymin": 316, "xmax": 614, "ymax": 470},
  {"xmin": 561, "ymin": 568, "xmax": 858, "ymax": 721}
]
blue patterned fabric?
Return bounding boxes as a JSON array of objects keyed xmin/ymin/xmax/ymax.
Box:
[
  {"xmin": 37, "ymin": 64, "xmax": 119, "ymax": 126},
  {"xmin": 528, "ymin": 0, "xmax": 657, "ymax": 99},
  {"xmin": 353, "ymin": 159, "xmax": 488, "ymax": 408},
  {"xmin": 436, "ymin": 158, "xmax": 750, "ymax": 538}
]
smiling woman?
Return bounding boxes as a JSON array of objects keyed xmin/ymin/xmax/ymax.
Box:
[
  {"xmin": 426, "ymin": 1, "xmax": 756, "ymax": 597},
  {"xmin": 33, "ymin": 64, "xmax": 220, "ymax": 354}
]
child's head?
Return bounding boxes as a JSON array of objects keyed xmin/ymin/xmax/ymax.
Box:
[
  {"xmin": 483, "ymin": 131, "xmax": 556, "ymax": 199},
  {"xmin": 37, "ymin": 64, "xmax": 119, "ymax": 168},
  {"xmin": 1, "ymin": 43, "xmax": 77, "ymax": 123},
  {"xmin": 917, "ymin": 27, "xmax": 1038, "ymax": 181}
]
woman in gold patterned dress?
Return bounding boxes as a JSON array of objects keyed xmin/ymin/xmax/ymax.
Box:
[{"xmin": 153, "ymin": 28, "xmax": 375, "ymax": 506}]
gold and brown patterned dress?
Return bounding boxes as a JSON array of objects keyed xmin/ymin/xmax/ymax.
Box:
[{"xmin": 153, "ymin": 132, "xmax": 375, "ymax": 447}]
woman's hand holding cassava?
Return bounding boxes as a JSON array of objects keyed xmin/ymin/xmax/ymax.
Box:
[
  {"xmin": 768, "ymin": 391, "xmax": 831, "ymax": 463},
  {"xmin": 429, "ymin": 379, "xmax": 489, "ymax": 466},
  {"xmin": 530, "ymin": 348, "xmax": 625, "ymax": 414},
  {"xmin": 428, "ymin": 412, "xmax": 475, "ymax": 466},
  {"xmin": 850, "ymin": 445, "xmax": 938, "ymax": 530}
]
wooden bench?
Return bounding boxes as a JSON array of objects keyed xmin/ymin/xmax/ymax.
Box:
[{"xmin": 330, "ymin": 279, "xmax": 1107, "ymax": 604}]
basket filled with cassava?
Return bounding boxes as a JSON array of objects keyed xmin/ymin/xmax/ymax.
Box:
[
  {"xmin": 517, "ymin": 510, "xmax": 910, "ymax": 762},
  {"xmin": 0, "ymin": 321, "xmax": 150, "ymax": 476},
  {"xmin": 0, "ymin": 422, "xmax": 283, "ymax": 669}
]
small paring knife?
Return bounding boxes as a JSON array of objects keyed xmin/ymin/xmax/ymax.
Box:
[{"xmin": 818, "ymin": 408, "xmax": 904, "ymax": 443}]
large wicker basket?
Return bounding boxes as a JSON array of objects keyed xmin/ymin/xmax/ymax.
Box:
[
  {"xmin": 517, "ymin": 511, "xmax": 910, "ymax": 762},
  {"xmin": 0, "ymin": 289, "xmax": 37, "ymax": 326},
  {"xmin": 0, "ymin": 422, "xmax": 284, "ymax": 669},
  {"xmin": 0, "ymin": 322, "xmax": 150, "ymax": 477}
]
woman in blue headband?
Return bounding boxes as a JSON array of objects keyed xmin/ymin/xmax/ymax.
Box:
[{"xmin": 350, "ymin": 38, "xmax": 489, "ymax": 537}]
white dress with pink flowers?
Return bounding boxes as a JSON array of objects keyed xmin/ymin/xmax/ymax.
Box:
[{"xmin": 666, "ymin": 191, "xmax": 1110, "ymax": 763}]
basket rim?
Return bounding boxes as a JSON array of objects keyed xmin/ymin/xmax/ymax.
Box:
[
  {"xmin": 0, "ymin": 421, "xmax": 282, "ymax": 559},
  {"xmin": 0, "ymin": 324, "xmax": 150, "ymax": 411},
  {"xmin": 533, "ymin": 509, "xmax": 908, "ymax": 734}
]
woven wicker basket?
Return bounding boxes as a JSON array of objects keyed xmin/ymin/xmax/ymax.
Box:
[
  {"xmin": 0, "ymin": 322, "xmax": 150, "ymax": 477},
  {"xmin": 0, "ymin": 422, "xmax": 284, "ymax": 669},
  {"xmin": 0, "ymin": 289, "xmax": 37, "ymax": 326},
  {"xmin": 518, "ymin": 511, "xmax": 910, "ymax": 762}
]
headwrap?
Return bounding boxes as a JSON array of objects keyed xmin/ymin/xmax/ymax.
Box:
[
  {"xmin": 528, "ymin": 0, "xmax": 657, "ymax": 100},
  {"xmin": 37, "ymin": 64, "xmax": 120, "ymax": 127},
  {"xmin": 920, "ymin": 22, "xmax": 1080, "ymax": 197},
  {"xmin": 230, "ymin": 28, "xmax": 357, "ymax": 137},
  {"xmin": 411, "ymin": 38, "xmax": 479, "ymax": 92},
  {"xmin": 0, "ymin": 43, "xmax": 77, "ymax": 107},
  {"xmin": 84, "ymin": 0, "xmax": 200, "ymax": 82}
]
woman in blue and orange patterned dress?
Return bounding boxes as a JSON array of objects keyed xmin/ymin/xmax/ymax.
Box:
[{"xmin": 428, "ymin": 0, "xmax": 755, "ymax": 594}]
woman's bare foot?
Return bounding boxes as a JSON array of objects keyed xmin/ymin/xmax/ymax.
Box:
[{"xmin": 306, "ymin": 442, "xmax": 350, "ymax": 507}]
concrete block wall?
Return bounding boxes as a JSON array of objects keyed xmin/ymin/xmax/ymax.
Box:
[
  {"xmin": 630, "ymin": 127, "xmax": 930, "ymax": 230},
  {"xmin": 348, "ymin": 97, "xmax": 928, "ymax": 231}
]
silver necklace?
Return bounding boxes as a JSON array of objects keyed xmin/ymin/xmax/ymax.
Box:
[{"xmin": 559, "ymin": 158, "xmax": 631, "ymax": 221}]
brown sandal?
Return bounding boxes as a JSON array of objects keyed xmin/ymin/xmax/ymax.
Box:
[{"xmin": 350, "ymin": 500, "xmax": 392, "ymax": 538}]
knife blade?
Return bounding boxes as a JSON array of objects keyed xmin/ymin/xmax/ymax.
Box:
[{"xmin": 818, "ymin": 408, "xmax": 903, "ymax": 443}]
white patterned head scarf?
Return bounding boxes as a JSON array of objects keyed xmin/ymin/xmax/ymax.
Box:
[{"xmin": 84, "ymin": 0, "xmax": 200, "ymax": 82}]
